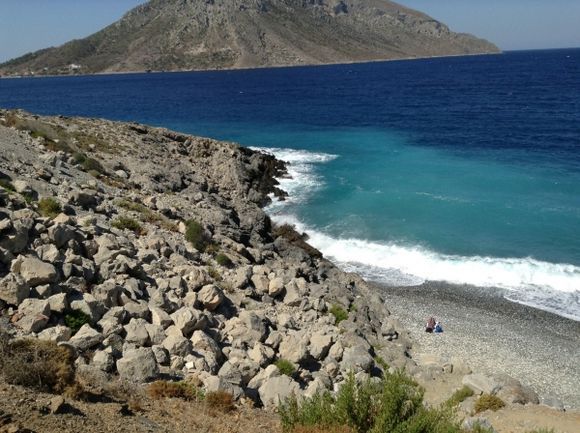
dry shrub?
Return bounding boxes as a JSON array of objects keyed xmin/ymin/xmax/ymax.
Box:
[
  {"xmin": 0, "ymin": 335, "xmax": 75, "ymax": 393},
  {"xmin": 205, "ymin": 391, "xmax": 235, "ymax": 413},
  {"xmin": 292, "ymin": 426, "xmax": 355, "ymax": 433},
  {"xmin": 474, "ymin": 394, "xmax": 506, "ymax": 413},
  {"xmin": 148, "ymin": 380, "xmax": 203, "ymax": 402}
]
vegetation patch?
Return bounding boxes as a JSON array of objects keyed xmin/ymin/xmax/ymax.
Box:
[
  {"xmin": 82, "ymin": 157, "xmax": 105, "ymax": 175},
  {"xmin": 279, "ymin": 371, "xmax": 461, "ymax": 433},
  {"xmin": 38, "ymin": 197, "xmax": 62, "ymax": 218},
  {"xmin": 0, "ymin": 178, "xmax": 15, "ymax": 192},
  {"xmin": 474, "ymin": 394, "xmax": 506, "ymax": 413},
  {"xmin": 148, "ymin": 380, "xmax": 204, "ymax": 401},
  {"xmin": 64, "ymin": 310, "xmax": 92, "ymax": 334},
  {"xmin": 112, "ymin": 216, "xmax": 142, "ymax": 234},
  {"xmin": 207, "ymin": 266, "xmax": 222, "ymax": 282},
  {"xmin": 205, "ymin": 390, "xmax": 236, "ymax": 413},
  {"xmin": 185, "ymin": 219, "xmax": 210, "ymax": 251},
  {"xmin": 215, "ymin": 253, "xmax": 233, "ymax": 268},
  {"xmin": 329, "ymin": 305, "xmax": 348, "ymax": 324},
  {"xmin": 273, "ymin": 223, "xmax": 322, "ymax": 259},
  {"xmin": 445, "ymin": 385, "xmax": 474, "ymax": 407},
  {"xmin": 275, "ymin": 359, "xmax": 296, "ymax": 377},
  {"xmin": 115, "ymin": 199, "xmax": 176, "ymax": 231},
  {"xmin": 0, "ymin": 334, "xmax": 76, "ymax": 394}
]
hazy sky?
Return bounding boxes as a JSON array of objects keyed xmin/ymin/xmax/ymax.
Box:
[{"xmin": 0, "ymin": 0, "xmax": 579, "ymax": 63}]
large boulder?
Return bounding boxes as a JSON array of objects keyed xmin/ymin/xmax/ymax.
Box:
[
  {"xmin": 258, "ymin": 376, "xmax": 301, "ymax": 409},
  {"xmin": 14, "ymin": 256, "xmax": 57, "ymax": 287},
  {"xmin": 116, "ymin": 347, "xmax": 159, "ymax": 383},
  {"xmin": 0, "ymin": 274, "xmax": 29, "ymax": 306},
  {"xmin": 462, "ymin": 374, "xmax": 502, "ymax": 395},
  {"xmin": 14, "ymin": 299, "xmax": 50, "ymax": 333},
  {"xmin": 198, "ymin": 284, "xmax": 224, "ymax": 311},
  {"xmin": 69, "ymin": 324, "xmax": 104, "ymax": 351}
]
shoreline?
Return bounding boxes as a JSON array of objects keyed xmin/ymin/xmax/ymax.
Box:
[
  {"xmin": 0, "ymin": 51, "xmax": 502, "ymax": 80},
  {"xmin": 374, "ymin": 280, "xmax": 580, "ymax": 408}
]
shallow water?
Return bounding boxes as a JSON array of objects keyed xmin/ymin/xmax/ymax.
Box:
[{"xmin": 1, "ymin": 49, "xmax": 579, "ymax": 319}]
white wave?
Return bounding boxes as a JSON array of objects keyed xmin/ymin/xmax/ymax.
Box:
[
  {"xmin": 250, "ymin": 146, "xmax": 338, "ymax": 206},
  {"xmin": 270, "ymin": 214, "xmax": 580, "ymax": 321},
  {"xmin": 254, "ymin": 146, "xmax": 580, "ymax": 321}
]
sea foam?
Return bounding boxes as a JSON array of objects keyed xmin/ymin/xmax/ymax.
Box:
[{"xmin": 254, "ymin": 146, "xmax": 580, "ymax": 321}]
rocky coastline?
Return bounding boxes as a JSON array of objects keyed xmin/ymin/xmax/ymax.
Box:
[{"xmin": 0, "ymin": 109, "xmax": 576, "ymax": 432}]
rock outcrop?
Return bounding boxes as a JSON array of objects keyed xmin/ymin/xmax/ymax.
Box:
[
  {"xmin": 0, "ymin": 0, "xmax": 500, "ymax": 76},
  {"xmin": 0, "ymin": 109, "xmax": 414, "ymax": 406}
]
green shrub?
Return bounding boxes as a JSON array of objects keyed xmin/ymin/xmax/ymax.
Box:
[
  {"xmin": 0, "ymin": 334, "xmax": 76, "ymax": 393},
  {"xmin": 207, "ymin": 266, "xmax": 222, "ymax": 282},
  {"xmin": 82, "ymin": 157, "xmax": 104, "ymax": 174},
  {"xmin": 279, "ymin": 371, "xmax": 458, "ymax": 433},
  {"xmin": 112, "ymin": 216, "xmax": 142, "ymax": 234},
  {"xmin": 275, "ymin": 359, "xmax": 296, "ymax": 377},
  {"xmin": 0, "ymin": 178, "xmax": 15, "ymax": 192},
  {"xmin": 474, "ymin": 394, "xmax": 505, "ymax": 413},
  {"xmin": 373, "ymin": 355, "xmax": 389, "ymax": 371},
  {"xmin": 215, "ymin": 253, "xmax": 233, "ymax": 268},
  {"xmin": 64, "ymin": 310, "xmax": 91, "ymax": 334},
  {"xmin": 445, "ymin": 385, "xmax": 474, "ymax": 407},
  {"xmin": 329, "ymin": 305, "xmax": 348, "ymax": 324},
  {"xmin": 73, "ymin": 152, "xmax": 87, "ymax": 165},
  {"xmin": 185, "ymin": 219, "xmax": 209, "ymax": 251},
  {"xmin": 273, "ymin": 223, "xmax": 322, "ymax": 259},
  {"xmin": 38, "ymin": 197, "xmax": 62, "ymax": 218}
]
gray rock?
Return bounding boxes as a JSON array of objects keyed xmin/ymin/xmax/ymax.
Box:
[
  {"xmin": 340, "ymin": 346, "xmax": 373, "ymax": 373},
  {"xmin": 116, "ymin": 347, "xmax": 159, "ymax": 383},
  {"xmin": 15, "ymin": 298, "xmax": 50, "ymax": 333},
  {"xmin": 15, "ymin": 256, "xmax": 57, "ymax": 287},
  {"xmin": 92, "ymin": 350, "xmax": 115, "ymax": 372},
  {"xmin": 152, "ymin": 345, "xmax": 170, "ymax": 366},
  {"xmin": 462, "ymin": 373, "xmax": 502, "ymax": 395},
  {"xmin": 309, "ymin": 332, "xmax": 334, "ymax": 360},
  {"xmin": 462, "ymin": 417, "xmax": 497, "ymax": 433},
  {"xmin": 0, "ymin": 273, "xmax": 29, "ymax": 306},
  {"xmin": 170, "ymin": 307, "xmax": 202, "ymax": 337},
  {"xmin": 198, "ymin": 284, "xmax": 224, "ymax": 311},
  {"xmin": 268, "ymin": 277, "xmax": 285, "ymax": 297},
  {"xmin": 47, "ymin": 293, "xmax": 68, "ymax": 313},
  {"xmin": 48, "ymin": 224, "xmax": 76, "ymax": 248},
  {"xmin": 37, "ymin": 325, "xmax": 72, "ymax": 343},
  {"xmin": 69, "ymin": 324, "xmax": 104, "ymax": 351},
  {"xmin": 258, "ymin": 375, "xmax": 301, "ymax": 409},
  {"xmin": 162, "ymin": 333, "xmax": 192, "ymax": 357},
  {"xmin": 124, "ymin": 318, "xmax": 151, "ymax": 346}
]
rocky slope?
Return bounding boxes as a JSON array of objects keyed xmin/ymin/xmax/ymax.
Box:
[
  {"xmin": 0, "ymin": 110, "xmax": 563, "ymax": 432},
  {"xmin": 0, "ymin": 0, "xmax": 500, "ymax": 76}
]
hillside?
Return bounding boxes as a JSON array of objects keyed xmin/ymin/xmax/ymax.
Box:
[{"xmin": 0, "ymin": 0, "xmax": 500, "ymax": 76}]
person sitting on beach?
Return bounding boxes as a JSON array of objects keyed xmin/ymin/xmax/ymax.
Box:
[
  {"xmin": 434, "ymin": 321, "xmax": 443, "ymax": 333},
  {"xmin": 425, "ymin": 317, "xmax": 436, "ymax": 333}
]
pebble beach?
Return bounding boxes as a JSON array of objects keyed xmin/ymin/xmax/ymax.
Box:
[{"xmin": 378, "ymin": 281, "xmax": 580, "ymax": 409}]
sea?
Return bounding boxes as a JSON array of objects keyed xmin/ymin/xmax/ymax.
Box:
[{"xmin": 1, "ymin": 49, "xmax": 579, "ymax": 321}]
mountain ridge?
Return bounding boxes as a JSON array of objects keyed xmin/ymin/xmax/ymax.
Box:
[{"xmin": 0, "ymin": 0, "xmax": 500, "ymax": 75}]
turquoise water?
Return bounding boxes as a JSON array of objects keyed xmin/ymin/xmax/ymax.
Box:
[{"xmin": 1, "ymin": 49, "xmax": 579, "ymax": 319}]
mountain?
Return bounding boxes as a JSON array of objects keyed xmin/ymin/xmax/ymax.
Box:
[{"xmin": 0, "ymin": 0, "xmax": 500, "ymax": 75}]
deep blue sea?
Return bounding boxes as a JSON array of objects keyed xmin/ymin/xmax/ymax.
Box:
[{"xmin": 1, "ymin": 49, "xmax": 579, "ymax": 320}]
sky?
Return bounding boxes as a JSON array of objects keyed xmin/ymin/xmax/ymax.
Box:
[{"xmin": 0, "ymin": 0, "xmax": 579, "ymax": 63}]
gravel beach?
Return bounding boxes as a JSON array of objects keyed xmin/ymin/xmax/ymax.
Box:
[{"xmin": 377, "ymin": 281, "xmax": 580, "ymax": 409}]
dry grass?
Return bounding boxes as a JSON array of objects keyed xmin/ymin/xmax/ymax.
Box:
[
  {"xmin": 0, "ymin": 335, "xmax": 76, "ymax": 394},
  {"xmin": 474, "ymin": 394, "xmax": 506, "ymax": 413},
  {"xmin": 205, "ymin": 391, "xmax": 236, "ymax": 413},
  {"xmin": 148, "ymin": 380, "xmax": 204, "ymax": 402},
  {"xmin": 291, "ymin": 426, "xmax": 355, "ymax": 433}
]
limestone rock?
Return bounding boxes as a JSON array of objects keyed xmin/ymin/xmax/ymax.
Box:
[
  {"xmin": 15, "ymin": 256, "xmax": 57, "ymax": 287},
  {"xmin": 116, "ymin": 347, "xmax": 159, "ymax": 383},
  {"xmin": 69, "ymin": 324, "xmax": 104, "ymax": 351},
  {"xmin": 259, "ymin": 375, "xmax": 301, "ymax": 409},
  {"xmin": 0, "ymin": 274, "xmax": 29, "ymax": 306},
  {"xmin": 198, "ymin": 284, "xmax": 224, "ymax": 311},
  {"xmin": 15, "ymin": 298, "xmax": 50, "ymax": 333}
]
